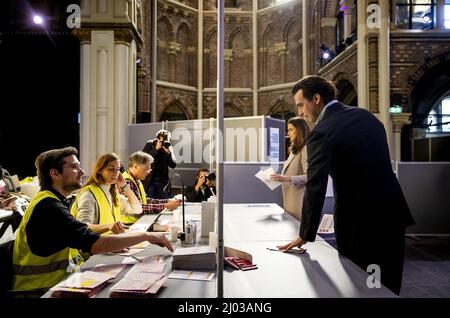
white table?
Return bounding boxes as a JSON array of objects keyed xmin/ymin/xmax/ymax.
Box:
[{"xmin": 43, "ymin": 203, "xmax": 395, "ymax": 297}]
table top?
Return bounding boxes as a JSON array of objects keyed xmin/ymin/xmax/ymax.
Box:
[{"xmin": 43, "ymin": 202, "xmax": 395, "ymax": 298}]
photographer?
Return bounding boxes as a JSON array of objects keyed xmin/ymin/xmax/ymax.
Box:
[
  {"xmin": 142, "ymin": 129, "xmax": 177, "ymax": 199},
  {"xmin": 185, "ymin": 168, "xmax": 216, "ymax": 202}
]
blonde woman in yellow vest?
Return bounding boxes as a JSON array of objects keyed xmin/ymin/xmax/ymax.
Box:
[
  {"xmin": 72, "ymin": 153, "xmax": 142, "ymax": 235},
  {"xmin": 122, "ymin": 151, "xmax": 181, "ymax": 224},
  {"xmin": 13, "ymin": 147, "xmax": 173, "ymax": 292}
]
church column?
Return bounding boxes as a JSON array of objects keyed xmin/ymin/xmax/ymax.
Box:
[
  {"xmin": 253, "ymin": 0, "xmax": 258, "ymax": 115},
  {"xmin": 114, "ymin": 29, "xmax": 135, "ymax": 162},
  {"xmin": 378, "ymin": 0, "xmax": 392, "ymax": 157},
  {"xmin": 275, "ymin": 42, "xmax": 287, "ymax": 83},
  {"xmin": 224, "ymin": 49, "xmax": 234, "ymax": 88},
  {"xmin": 78, "ymin": 0, "xmax": 143, "ymax": 172},
  {"xmin": 302, "ymin": 0, "xmax": 309, "ymax": 76},
  {"xmin": 391, "ymin": 113, "xmax": 411, "ymax": 164},
  {"xmin": 357, "ymin": 0, "xmax": 368, "ymax": 109},
  {"xmin": 73, "ymin": 29, "xmax": 92, "ymax": 171},
  {"xmin": 167, "ymin": 41, "xmax": 181, "ymax": 83},
  {"xmin": 343, "ymin": 3, "xmax": 352, "ymax": 39},
  {"xmin": 198, "ymin": 0, "xmax": 204, "ymax": 119}
]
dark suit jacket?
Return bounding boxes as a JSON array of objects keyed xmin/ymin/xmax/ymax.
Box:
[
  {"xmin": 185, "ymin": 185, "xmax": 216, "ymax": 202},
  {"xmin": 300, "ymin": 102, "xmax": 414, "ymax": 255},
  {"xmin": 142, "ymin": 139, "xmax": 176, "ymax": 188}
]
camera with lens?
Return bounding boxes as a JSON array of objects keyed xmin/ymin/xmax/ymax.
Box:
[
  {"xmin": 206, "ymin": 172, "xmax": 216, "ymax": 182},
  {"xmin": 152, "ymin": 139, "xmax": 171, "ymax": 149}
]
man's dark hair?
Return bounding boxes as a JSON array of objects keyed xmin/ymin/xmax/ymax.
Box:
[
  {"xmin": 196, "ymin": 167, "xmax": 209, "ymax": 178},
  {"xmin": 35, "ymin": 147, "xmax": 78, "ymax": 190},
  {"xmin": 291, "ymin": 75, "xmax": 337, "ymax": 104}
]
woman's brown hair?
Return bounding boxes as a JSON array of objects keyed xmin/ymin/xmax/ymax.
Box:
[
  {"xmin": 85, "ymin": 153, "xmax": 121, "ymax": 207},
  {"xmin": 288, "ymin": 117, "xmax": 310, "ymax": 155}
]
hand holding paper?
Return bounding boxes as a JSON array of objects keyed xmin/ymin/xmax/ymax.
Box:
[{"xmin": 255, "ymin": 167, "xmax": 281, "ymax": 190}]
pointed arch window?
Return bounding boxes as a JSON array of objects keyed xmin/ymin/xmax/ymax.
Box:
[{"xmin": 160, "ymin": 102, "xmax": 188, "ymax": 122}]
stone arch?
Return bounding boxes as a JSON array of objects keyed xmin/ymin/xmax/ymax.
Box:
[
  {"xmin": 205, "ymin": 27, "xmax": 218, "ymax": 50},
  {"xmin": 205, "ymin": 27, "xmax": 217, "ymax": 87},
  {"xmin": 229, "ymin": 27, "xmax": 249, "ymax": 49},
  {"xmin": 262, "ymin": 24, "xmax": 276, "ymax": 48},
  {"xmin": 283, "ymin": 18, "xmax": 298, "ymax": 42},
  {"xmin": 157, "ymin": 16, "xmax": 173, "ymax": 41},
  {"xmin": 229, "ymin": 29, "xmax": 249, "ymax": 87},
  {"xmin": 268, "ymin": 99, "xmax": 296, "ymax": 121},
  {"xmin": 175, "ymin": 22, "xmax": 193, "ymax": 86},
  {"xmin": 284, "ymin": 18, "xmax": 302, "ymax": 83},
  {"xmin": 261, "ymin": 24, "xmax": 281, "ymax": 86},
  {"xmin": 333, "ymin": 72, "xmax": 357, "ymax": 106},
  {"xmin": 406, "ymin": 50, "xmax": 450, "ymax": 104},
  {"xmin": 408, "ymin": 60, "xmax": 450, "ymax": 126},
  {"xmin": 176, "ymin": 22, "xmax": 193, "ymax": 44},
  {"xmin": 160, "ymin": 100, "xmax": 189, "ymax": 121},
  {"xmin": 224, "ymin": 102, "xmax": 243, "ymax": 118},
  {"xmin": 157, "ymin": 16, "xmax": 173, "ymax": 82}
]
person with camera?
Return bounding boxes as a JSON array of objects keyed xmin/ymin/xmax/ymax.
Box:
[
  {"xmin": 142, "ymin": 129, "xmax": 177, "ymax": 199},
  {"xmin": 185, "ymin": 168, "xmax": 216, "ymax": 202}
]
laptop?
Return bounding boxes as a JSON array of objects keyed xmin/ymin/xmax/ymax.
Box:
[{"xmin": 146, "ymin": 211, "xmax": 164, "ymax": 232}]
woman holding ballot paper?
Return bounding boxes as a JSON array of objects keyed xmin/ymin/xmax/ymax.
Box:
[{"xmin": 271, "ymin": 117, "xmax": 310, "ymax": 220}]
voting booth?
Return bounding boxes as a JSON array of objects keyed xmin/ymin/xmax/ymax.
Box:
[{"xmin": 128, "ymin": 116, "xmax": 285, "ymax": 204}]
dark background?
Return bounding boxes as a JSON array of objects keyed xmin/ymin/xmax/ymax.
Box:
[{"xmin": 0, "ymin": 0, "xmax": 80, "ymax": 178}]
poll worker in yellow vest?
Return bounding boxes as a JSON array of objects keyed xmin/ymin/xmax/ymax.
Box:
[
  {"xmin": 270, "ymin": 117, "xmax": 310, "ymax": 220},
  {"xmin": 122, "ymin": 151, "xmax": 181, "ymax": 224},
  {"xmin": 72, "ymin": 153, "xmax": 142, "ymax": 235},
  {"xmin": 12, "ymin": 147, "xmax": 173, "ymax": 292}
]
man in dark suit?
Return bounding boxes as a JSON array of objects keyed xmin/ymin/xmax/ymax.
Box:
[
  {"xmin": 279, "ymin": 76, "xmax": 414, "ymax": 295},
  {"xmin": 185, "ymin": 168, "xmax": 216, "ymax": 202}
]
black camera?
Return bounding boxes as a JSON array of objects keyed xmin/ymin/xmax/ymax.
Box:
[
  {"xmin": 152, "ymin": 139, "xmax": 171, "ymax": 149},
  {"xmin": 207, "ymin": 172, "xmax": 216, "ymax": 181}
]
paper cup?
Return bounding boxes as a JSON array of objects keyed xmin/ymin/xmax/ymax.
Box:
[{"xmin": 169, "ymin": 225, "xmax": 179, "ymax": 242}]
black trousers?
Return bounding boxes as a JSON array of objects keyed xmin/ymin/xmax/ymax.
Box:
[{"xmin": 338, "ymin": 228, "xmax": 406, "ymax": 295}]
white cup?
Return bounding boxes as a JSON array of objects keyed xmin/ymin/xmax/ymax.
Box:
[{"xmin": 169, "ymin": 225, "xmax": 179, "ymax": 242}]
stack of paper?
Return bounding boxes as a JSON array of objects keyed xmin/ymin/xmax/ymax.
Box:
[
  {"xmin": 172, "ymin": 246, "xmax": 216, "ymax": 271},
  {"xmin": 50, "ymin": 271, "xmax": 116, "ymax": 298},
  {"xmin": 90, "ymin": 263, "xmax": 129, "ymax": 278},
  {"xmin": 109, "ymin": 262, "xmax": 167, "ymax": 297}
]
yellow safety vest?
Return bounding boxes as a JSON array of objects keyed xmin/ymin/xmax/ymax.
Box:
[
  {"xmin": 121, "ymin": 171, "xmax": 146, "ymax": 224},
  {"xmin": 12, "ymin": 191, "xmax": 83, "ymax": 291},
  {"xmin": 71, "ymin": 184, "xmax": 122, "ymax": 234}
]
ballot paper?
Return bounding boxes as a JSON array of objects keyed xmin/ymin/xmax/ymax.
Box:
[
  {"xmin": 255, "ymin": 167, "xmax": 281, "ymax": 190},
  {"xmin": 55, "ymin": 271, "xmax": 114, "ymax": 289},
  {"xmin": 90, "ymin": 264, "xmax": 129, "ymax": 279},
  {"xmin": 168, "ymin": 270, "xmax": 215, "ymax": 281},
  {"xmin": 317, "ymin": 214, "xmax": 334, "ymax": 234},
  {"xmin": 50, "ymin": 270, "xmax": 116, "ymax": 297},
  {"xmin": 109, "ymin": 262, "xmax": 167, "ymax": 296}
]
